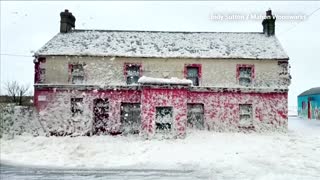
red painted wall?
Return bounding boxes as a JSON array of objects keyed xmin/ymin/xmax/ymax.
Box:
[
  {"xmin": 35, "ymin": 89, "xmax": 141, "ymax": 133},
  {"xmin": 187, "ymin": 91, "xmax": 288, "ymax": 130},
  {"xmin": 141, "ymin": 87, "xmax": 188, "ymax": 137},
  {"xmin": 34, "ymin": 88, "xmax": 288, "ymax": 135}
]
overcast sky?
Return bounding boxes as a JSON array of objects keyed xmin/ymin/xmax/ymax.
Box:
[{"xmin": 1, "ymin": 1, "xmax": 320, "ymax": 107}]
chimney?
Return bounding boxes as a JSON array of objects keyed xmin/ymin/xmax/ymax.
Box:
[
  {"xmin": 262, "ymin": 9, "xmax": 276, "ymax": 36},
  {"xmin": 60, "ymin": 9, "xmax": 76, "ymax": 33}
]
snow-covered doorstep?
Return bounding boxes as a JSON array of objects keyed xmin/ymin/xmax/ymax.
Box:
[
  {"xmin": 36, "ymin": 30, "xmax": 288, "ymax": 60},
  {"xmin": 1, "ymin": 117, "xmax": 319, "ymax": 179}
]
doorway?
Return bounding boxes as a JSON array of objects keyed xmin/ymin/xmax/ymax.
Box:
[
  {"xmin": 308, "ymin": 98, "xmax": 311, "ymax": 119},
  {"xmin": 93, "ymin": 98, "xmax": 109, "ymax": 134}
]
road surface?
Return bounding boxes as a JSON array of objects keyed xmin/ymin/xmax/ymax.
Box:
[{"xmin": 0, "ymin": 163, "xmax": 209, "ymax": 180}]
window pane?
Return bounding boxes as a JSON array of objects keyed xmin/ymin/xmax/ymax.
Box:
[
  {"xmin": 126, "ymin": 65, "xmax": 141, "ymax": 85},
  {"xmin": 72, "ymin": 64, "xmax": 84, "ymax": 75},
  {"xmin": 120, "ymin": 103, "xmax": 141, "ymax": 134},
  {"xmin": 239, "ymin": 104, "xmax": 253, "ymax": 127},
  {"xmin": 71, "ymin": 98, "xmax": 83, "ymax": 116},
  {"xmin": 72, "ymin": 76, "xmax": 84, "ymax": 84},
  {"xmin": 239, "ymin": 67, "xmax": 252, "ymax": 78},
  {"xmin": 155, "ymin": 107, "xmax": 173, "ymax": 132},
  {"xmin": 187, "ymin": 104, "xmax": 204, "ymax": 129},
  {"xmin": 239, "ymin": 67, "xmax": 252, "ymax": 86},
  {"xmin": 187, "ymin": 67, "xmax": 199, "ymax": 77},
  {"xmin": 39, "ymin": 68, "xmax": 46, "ymax": 83},
  {"xmin": 71, "ymin": 63, "xmax": 85, "ymax": 84},
  {"xmin": 187, "ymin": 67, "xmax": 199, "ymax": 86},
  {"xmin": 239, "ymin": 77, "xmax": 251, "ymax": 86},
  {"xmin": 187, "ymin": 77, "xmax": 199, "ymax": 86},
  {"xmin": 126, "ymin": 76, "xmax": 139, "ymax": 85}
]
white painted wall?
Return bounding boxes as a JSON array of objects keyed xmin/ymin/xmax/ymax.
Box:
[{"xmin": 42, "ymin": 56, "xmax": 290, "ymax": 88}]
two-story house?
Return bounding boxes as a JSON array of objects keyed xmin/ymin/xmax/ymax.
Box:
[{"xmin": 34, "ymin": 9, "xmax": 290, "ymax": 137}]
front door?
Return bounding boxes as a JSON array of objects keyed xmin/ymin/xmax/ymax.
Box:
[{"xmin": 93, "ymin": 98, "xmax": 109, "ymax": 134}]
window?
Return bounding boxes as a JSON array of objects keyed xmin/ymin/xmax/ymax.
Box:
[
  {"xmin": 125, "ymin": 64, "xmax": 141, "ymax": 85},
  {"xmin": 187, "ymin": 104, "xmax": 204, "ymax": 129},
  {"xmin": 155, "ymin": 107, "xmax": 173, "ymax": 133},
  {"xmin": 35, "ymin": 58, "xmax": 46, "ymax": 83},
  {"xmin": 239, "ymin": 104, "xmax": 253, "ymax": 127},
  {"xmin": 93, "ymin": 98, "xmax": 109, "ymax": 134},
  {"xmin": 71, "ymin": 98, "xmax": 83, "ymax": 116},
  {"xmin": 39, "ymin": 68, "xmax": 46, "ymax": 83},
  {"xmin": 120, "ymin": 103, "xmax": 141, "ymax": 134},
  {"xmin": 70, "ymin": 63, "xmax": 85, "ymax": 84},
  {"xmin": 186, "ymin": 66, "xmax": 200, "ymax": 86},
  {"xmin": 238, "ymin": 66, "xmax": 253, "ymax": 86}
]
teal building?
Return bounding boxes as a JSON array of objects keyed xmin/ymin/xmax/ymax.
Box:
[{"xmin": 298, "ymin": 87, "xmax": 320, "ymax": 120}]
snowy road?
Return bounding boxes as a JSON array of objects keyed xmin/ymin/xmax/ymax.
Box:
[
  {"xmin": 1, "ymin": 117, "xmax": 320, "ymax": 179},
  {"xmin": 0, "ymin": 163, "xmax": 207, "ymax": 180}
]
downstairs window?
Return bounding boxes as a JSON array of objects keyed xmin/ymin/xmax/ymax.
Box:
[
  {"xmin": 120, "ymin": 103, "xmax": 141, "ymax": 134},
  {"xmin": 239, "ymin": 104, "xmax": 253, "ymax": 127},
  {"xmin": 71, "ymin": 98, "xmax": 83, "ymax": 116},
  {"xmin": 187, "ymin": 103, "xmax": 204, "ymax": 129},
  {"xmin": 155, "ymin": 107, "xmax": 173, "ymax": 132}
]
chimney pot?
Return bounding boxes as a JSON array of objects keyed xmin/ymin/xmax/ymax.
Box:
[
  {"xmin": 266, "ymin": 9, "xmax": 272, "ymax": 16},
  {"xmin": 60, "ymin": 9, "xmax": 76, "ymax": 33},
  {"xmin": 262, "ymin": 9, "xmax": 276, "ymax": 36}
]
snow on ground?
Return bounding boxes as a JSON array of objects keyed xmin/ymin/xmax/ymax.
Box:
[
  {"xmin": 1, "ymin": 117, "xmax": 319, "ymax": 179},
  {"xmin": 288, "ymin": 106, "xmax": 298, "ymax": 117}
]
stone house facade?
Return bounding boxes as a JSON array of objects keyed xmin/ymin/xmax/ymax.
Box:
[{"xmin": 33, "ymin": 9, "xmax": 290, "ymax": 137}]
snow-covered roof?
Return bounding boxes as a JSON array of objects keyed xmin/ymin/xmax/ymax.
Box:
[
  {"xmin": 298, "ymin": 87, "xmax": 320, "ymax": 97},
  {"xmin": 138, "ymin": 76, "xmax": 192, "ymax": 85},
  {"xmin": 36, "ymin": 30, "xmax": 289, "ymax": 60}
]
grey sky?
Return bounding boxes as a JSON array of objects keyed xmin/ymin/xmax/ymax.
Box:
[{"xmin": 1, "ymin": 1, "xmax": 320, "ymax": 107}]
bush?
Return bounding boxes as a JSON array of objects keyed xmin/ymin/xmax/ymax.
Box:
[{"xmin": 0, "ymin": 104, "xmax": 44, "ymax": 138}]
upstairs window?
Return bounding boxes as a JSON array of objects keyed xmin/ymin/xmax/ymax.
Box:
[
  {"xmin": 239, "ymin": 104, "xmax": 253, "ymax": 127},
  {"xmin": 35, "ymin": 58, "xmax": 46, "ymax": 83},
  {"xmin": 185, "ymin": 64, "xmax": 201, "ymax": 86},
  {"xmin": 125, "ymin": 64, "xmax": 141, "ymax": 85},
  {"xmin": 71, "ymin": 98, "xmax": 83, "ymax": 116},
  {"xmin": 237, "ymin": 65, "xmax": 254, "ymax": 86},
  {"xmin": 70, "ymin": 63, "xmax": 85, "ymax": 84},
  {"xmin": 39, "ymin": 68, "xmax": 46, "ymax": 83}
]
